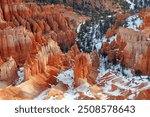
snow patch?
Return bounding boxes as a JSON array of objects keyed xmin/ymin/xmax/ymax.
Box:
[
  {"xmin": 125, "ymin": 15, "xmax": 143, "ymax": 31},
  {"xmin": 56, "ymin": 69, "xmax": 74, "ymax": 88},
  {"xmin": 62, "ymin": 92, "xmax": 79, "ymax": 100},
  {"xmin": 146, "ymin": 38, "xmax": 150, "ymax": 41},
  {"xmin": 77, "ymin": 23, "xmax": 82, "ymax": 33},
  {"xmin": 95, "ymin": 42, "xmax": 102, "ymax": 52},
  {"xmin": 108, "ymin": 35, "xmax": 116, "ymax": 43},
  {"xmin": 55, "ymin": 69, "xmax": 79, "ymax": 100},
  {"xmin": 76, "ymin": 82, "xmax": 95, "ymax": 98},
  {"xmin": 15, "ymin": 67, "xmax": 24, "ymax": 85},
  {"xmin": 125, "ymin": 0, "xmax": 135, "ymax": 9}
]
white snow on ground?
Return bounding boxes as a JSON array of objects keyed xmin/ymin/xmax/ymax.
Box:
[
  {"xmin": 55, "ymin": 69, "xmax": 81, "ymax": 100},
  {"xmin": 125, "ymin": 0, "xmax": 135, "ymax": 9},
  {"xmin": 56, "ymin": 69, "xmax": 74, "ymax": 88},
  {"xmin": 102, "ymin": 35, "xmax": 116, "ymax": 43},
  {"xmin": 94, "ymin": 12, "xmax": 148, "ymax": 99},
  {"xmin": 59, "ymin": 69, "xmax": 96, "ymax": 100},
  {"xmin": 107, "ymin": 89, "xmax": 121, "ymax": 96},
  {"xmin": 76, "ymin": 82, "xmax": 95, "ymax": 98},
  {"xmin": 15, "ymin": 67, "xmax": 24, "ymax": 85},
  {"xmin": 35, "ymin": 55, "xmax": 150, "ymax": 100},
  {"xmin": 96, "ymin": 54, "xmax": 150, "ymax": 99},
  {"xmin": 125, "ymin": 15, "xmax": 143, "ymax": 31},
  {"xmin": 98, "ymin": 56, "xmax": 108, "ymax": 77},
  {"xmin": 95, "ymin": 41, "xmax": 102, "ymax": 51},
  {"xmin": 55, "ymin": 69, "xmax": 78, "ymax": 100},
  {"xmin": 62, "ymin": 91, "xmax": 79, "ymax": 100},
  {"xmin": 108, "ymin": 35, "xmax": 117, "ymax": 43},
  {"xmin": 128, "ymin": 93, "xmax": 136, "ymax": 99},
  {"xmin": 77, "ymin": 23, "xmax": 82, "ymax": 33},
  {"xmin": 34, "ymin": 69, "xmax": 77, "ymax": 100},
  {"xmin": 94, "ymin": 35, "xmax": 116, "ymax": 53},
  {"xmin": 125, "ymin": 0, "xmax": 148, "ymax": 9},
  {"xmin": 35, "ymin": 68, "xmax": 96, "ymax": 100},
  {"xmin": 76, "ymin": 21, "xmax": 86, "ymax": 33},
  {"xmin": 92, "ymin": 24, "xmax": 100, "ymax": 39}
]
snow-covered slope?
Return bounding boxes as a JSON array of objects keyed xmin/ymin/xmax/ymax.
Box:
[{"xmin": 124, "ymin": 15, "xmax": 143, "ymax": 31}]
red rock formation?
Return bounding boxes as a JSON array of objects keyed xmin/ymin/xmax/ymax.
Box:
[
  {"xmin": 0, "ymin": 39, "xmax": 72, "ymax": 99},
  {"xmin": 101, "ymin": 27, "xmax": 150, "ymax": 75},
  {"xmin": 135, "ymin": 89, "xmax": 150, "ymax": 100},
  {"xmin": 106, "ymin": 13, "xmax": 130, "ymax": 38},
  {"xmin": 74, "ymin": 53, "xmax": 92, "ymax": 87},
  {"xmin": 106, "ymin": 26, "xmax": 116, "ymax": 38},
  {"xmin": 24, "ymin": 38, "xmax": 64, "ymax": 82},
  {"xmin": 0, "ymin": 1, "xmax": 88, "ymax": 55},
  {"xmin": 0, "ymin": 57, "xmax": 18, "ymax": 88},
  {"xmin": 139, "ymin": 8, "xmax": 150, "ymax": 28},
  {"xmin": 0, "ymin": 0, "xmax": 90, "ymax": 99},
  {"xmin": 0, "ymin": 26, "xmax": 33, "ymax": 64},
  {"xmin": 45, "ymin": 82, "xmax": 68, "ymax": 100},
  {"xmin": 74, "ymin": 51, "xmax": 99, "ymax": 87},
  {"xmin": 2, "ymin": 0, "xmax": 149, "ymax": 100},
  {"xmin": 88, "ymin": 51, "xmax": 100, "ymax": 84}
]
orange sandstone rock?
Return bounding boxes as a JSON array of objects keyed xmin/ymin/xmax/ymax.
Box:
[{"xmin": 0, "ymin": 57, "xmax": 18, "ymax": 88}]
